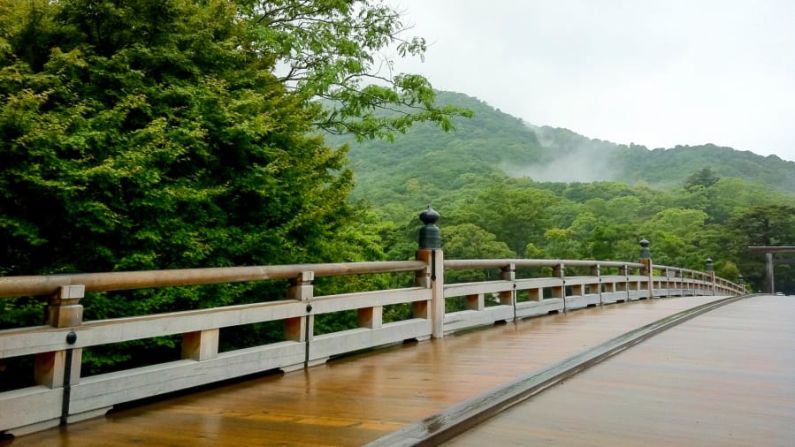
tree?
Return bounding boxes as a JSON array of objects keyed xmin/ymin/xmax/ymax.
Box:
[
  {"xmin": 684, "ymin": 167, "xmax": 720, "ymax": 191},
  {"xmin": 443, "ymin": 223, "xmax": 515, "ymax": 260},
  {"xmin": 729, "ymin": 205, "xmax": 795, "ymax": 246},
  {"xmin": 239, "ymin": 0, "xmax": 470, "ymax": 140},
  {"xmin": 0, "ymin": 0, "xmax": 461, "ymax": 372},
  {"xmin": 541, "ymin": 228, "xmax": 581, "ymax": 259},
  {"xmin": 443, "ymin": 223, "xmax": 515, "ymax": 283},
  {"xmin": 0, "ymin": 0, "xmax": 464, "ymax": 284},
  {"xmin": 728, "ymin": 205, "xmax": 795, "ymax": 292},
  {"xmin": 1, "ymin": 0, "xmax": 342, "ymax": 276}
]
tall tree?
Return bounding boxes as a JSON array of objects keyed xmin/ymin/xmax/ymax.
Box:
[
  {"xmin": 0, "ymin": 0, "xmax": 463, "ymax": 372},
  {"xmin": 0, "ymin": 0, "xmax": 462, "ymax": 278},
  {"xmin": 684, "ymin": 167, "xmax": 720, "ymax": 191}
]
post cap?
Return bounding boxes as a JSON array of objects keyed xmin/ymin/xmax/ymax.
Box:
[
  {"xmin": 419, "ymin": 205, "xmax": 440, "ymax": 225},
  {"xmin": 705, "ymin": 257, "xmax": 714, "ymax": 272},
  {"xmin": 418, "ymin": 205, "xmax": 441, "ymax": 250},
  {"xmin": 639, "ymin": 238, "xmax": 651, "ymax": 259}
]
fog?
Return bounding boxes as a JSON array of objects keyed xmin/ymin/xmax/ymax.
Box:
[
  {"xmin": 388, "ymin": 0, "xmax": 795, "ymax": 162},
  {"xmin": 502, "ymin": 124, "xmax": 620, "ymax": 183},
  {"xmin": 504, "ymin": 148, "xmax": 618, "ymax": 183}
]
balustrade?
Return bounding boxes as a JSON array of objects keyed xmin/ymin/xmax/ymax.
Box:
[{"xmin": 0, "ymin": 207, "xmax": 747, "ymax": 435}]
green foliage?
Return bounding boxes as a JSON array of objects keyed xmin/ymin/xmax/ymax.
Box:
[
  {"xmin": 326, "ymin": 91, "xmax": 546, "ymax": 215},
  {"xmin": 684, "ymin": 167, "xmax": 720, "ymax": 191},
  {"xmin": 240, "ymin": 0, "xmax": 470, "ymax": 140},
  {"xmin": 443, "ymin": 223, "xmax": 514, "ymax": 282},
  {"xmin": 0, "ymin": 0, "xmax": 465, "ymax": 377},
  {"xmin": 339, "ymin": 91, "xmax": 795, "ymax": 294}
]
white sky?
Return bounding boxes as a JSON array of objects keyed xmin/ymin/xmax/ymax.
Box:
[{"xmin": 386, "ymin": 0, "xmax": 795, "ymax": 161}]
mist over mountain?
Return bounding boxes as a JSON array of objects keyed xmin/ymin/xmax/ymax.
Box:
[
  {"xmin": 328, "ymin": 91, "xmax": 795, "ymax": 201},
  {"xmin": 507, "ymin": 125, "xmax": 620, "ymax": 182}
]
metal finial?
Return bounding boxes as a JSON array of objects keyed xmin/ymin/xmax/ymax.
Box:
[
  {"xmin": 419, "ymin": 204, "xmax": 440, "ymax": 225},
  {"xmin": 705, "ymin": 257, "xmax": 714, "ymax": 272},
  {"xmin": 639, "ymin": 238, "xmax": 651, "ymax": 259},
  {"xmin": 418, "ymin": 205, "xmax": 441, "ymax": 249}
]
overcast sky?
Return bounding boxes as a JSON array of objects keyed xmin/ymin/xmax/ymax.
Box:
[{"xmin": 386, "ymin": 0, "xmax": 795, "ymax": 161}]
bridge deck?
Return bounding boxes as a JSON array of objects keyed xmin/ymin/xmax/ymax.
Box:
[
  {"xmin": 448, "ymin": 295, "xmax": 795, "ymax": 446},
  {"xmin": 9, "ymin": 295, "xmax": 730, "ymax": 446}
]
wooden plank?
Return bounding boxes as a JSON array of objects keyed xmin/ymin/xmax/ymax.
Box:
[
  {"xmin": 514, "ymin": 277, "xmax": 563, "ymax": 290},
  {"xmin": 515, "ymin": 299, "xmax": 563, "ymax": 318},
  {"xmin": 1, "ymin": 300, "xmax": 306, "ymax": 358},
  {"xmin": 369, "ymin": 294, "xmax": 750, "ymax": 446},
  {"xmin": 311, "ymin": 319, "xmax": 431, "ymax": 360},
  {"xmin": 448, "ymin": 295, "xmax": 794, "ymax": 447},
  {"xmin": 565, "ymin": 294, "xmax": 600, "ymax": 310},
  {"xmin": 68, "ymin": 341, "xmax": 306, "ymax": 414},
  {"xmin": 601, "ymin": 292, "xmax": 625, "ymax": 303},
  {"xmin": 0, "ymin": 386, "xmax": 61, "ymax": 433},
  {"xmin": 563, "ymin": 276, "xmax": 599, "ymax": 286},
  {"xmin": 600, "ymin": 275, "xmax": 627, "ymax": 283},
  {"xmin": 443, "ymin": 281, "xmax": 512, "ymax": 298},
  {"xmin": 312, "ymin": 288, "xmax": 430, "ymax": 314},
  {"xmin": 443, "ymin": 306, "xmax": 514, "ymax": 333}
]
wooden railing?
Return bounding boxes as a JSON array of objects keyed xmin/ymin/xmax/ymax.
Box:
[{"xmin": 0, "ymin": 252, "xmax": 745, "ymax": 435}]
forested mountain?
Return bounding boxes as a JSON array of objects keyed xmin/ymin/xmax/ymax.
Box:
[
  {"xmin": 330, "ymin": 91, "xmax": 795, "ymax": 202},
  {"xmin": 326, "ymin": 91, "xmax": 795, "ymax": 295}
]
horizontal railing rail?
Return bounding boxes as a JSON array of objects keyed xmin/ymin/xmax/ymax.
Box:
[
  {"xmin": 444, "ymin": 259, "xmax": 645, "ymax": 269},
  {"xmin": 0, "ymin": 250, "xmax": 746, "ymax": 436},
  {"xmin": 0, "ymin": 261, "xmax": 427, "ymax": 298}
]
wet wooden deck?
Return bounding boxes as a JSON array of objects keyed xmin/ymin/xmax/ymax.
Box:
[
  {"xmin": 7, "ymin": 295, "xmax": 734, "ymax": 446},
  {"xmin": 448, "ymin": 295, "xmax": 795, "ymax": 446}
]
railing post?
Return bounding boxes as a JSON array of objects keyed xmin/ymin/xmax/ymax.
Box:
[
  {"xmin": 33, "ymin": 285, "xmax": 84, "ymax": 426},
  {"xmin": 705, "ymin": 258, "xmax": 716, "ymax": 296},
  {"xmin": 591, "ymin": 264, "xmax": 602, "ymax": 305},
  {"xmin": 182, "ymin": 330, "xmax": 219, "ymax": 361},
  {"xmin": 738, "ymin": 274, "xmax": 745, "ymax": 295},
  {"xmin": 415, "ymin": 205, "xmax": 444, "ymax": 339},
  {"xmin": 639, "ymin": 238, "xmax": 653, "ymax": 299},
  {"xmin": 621, "ymin": 264, "xmax": 630, "ymax": 302},
  {"xmin": 500, "ymin": 263, "xmax": 516, "ymax": 321},
  {"xmin": 285, "ymin": 271, "xmax": 314, "ymax": 357},
  {"xmin": 35, "ymin": 285, "xmax": 84, "ymax": 389},
  {"xmin": 553, "ymin": 263, "xmax": 566, "ymax": 312},
  {"xmin": 358, "ymin": 305, "xmax": 383, "ymax": 329},
  {"xmin": 465, "ymin": 294, "xmax": 485, "ymax": 311}
]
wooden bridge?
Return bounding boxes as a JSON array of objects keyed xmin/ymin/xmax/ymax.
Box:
[{"xmin": 2, "ymin": 208, "xmax": 785, "ymax": 446}]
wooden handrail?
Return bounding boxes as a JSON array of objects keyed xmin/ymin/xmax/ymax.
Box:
[
  {"xmin": 0, "ymin": 261, "xmax": 426, "ymax": 299},
  {"xmin": 0, "ymin": 259, "xmax": 743, "ymax": 300},
  {"xmin": 444, "ymin": 259, "xmax": 645, "ymax": 270}
]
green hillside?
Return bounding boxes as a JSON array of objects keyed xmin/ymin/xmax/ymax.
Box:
[
  {"xmin": 330, "ymin": 91, "xmax": 795, "ymax": 200},
  {"xmin": 325, "ymin": 90, "xmax": 795, "ymax": 293},
  {"xmin": 326, "ymin": 91, "xmax": 550, "ymax": 207},
  {"xmin": 618, "ymin": 144, "xmax": 795, "ymax": 190}
]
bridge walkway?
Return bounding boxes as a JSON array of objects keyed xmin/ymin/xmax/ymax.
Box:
[
  {"xmin": 447, "ymin": 295, "xmax": 795, "ymax": 446},
  {"xmin": 10, "ymin": 295, "xmax": 730, "ymax": 446}
]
